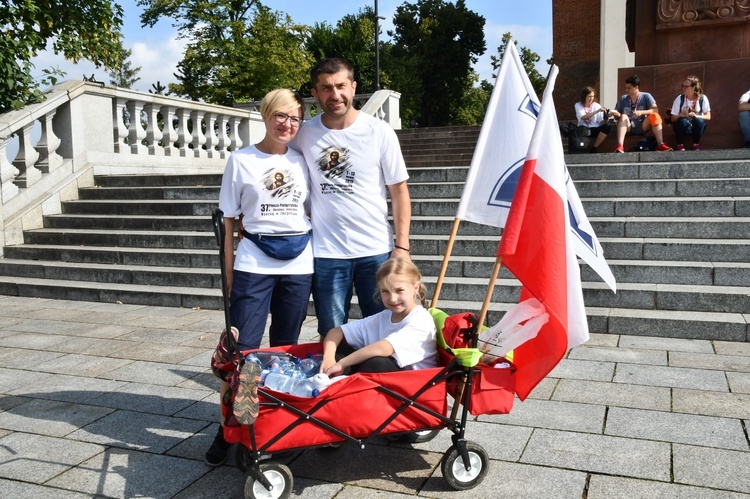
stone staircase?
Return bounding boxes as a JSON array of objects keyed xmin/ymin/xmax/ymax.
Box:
[{"xmin": 0, "ymin": 125, "xmax": 748, "ymax": 342}]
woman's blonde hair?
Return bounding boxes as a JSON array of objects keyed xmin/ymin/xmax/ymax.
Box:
[
  {"xmin": 259, "ymin": 89, "xmax": 304, "ymax": 121},
  {"xmin": 375, "ymin": 257, "xmax": 428, "ymax": 308}
]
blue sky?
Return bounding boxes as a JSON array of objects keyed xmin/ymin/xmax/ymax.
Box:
[{"xmin": 32, "ymin": 0, "xmax": 552, "ymax": 93}]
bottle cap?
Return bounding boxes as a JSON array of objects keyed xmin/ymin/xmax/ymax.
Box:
[{"xmin": 311, "ymin": 388, "xmax": 320, "ymax": 397}]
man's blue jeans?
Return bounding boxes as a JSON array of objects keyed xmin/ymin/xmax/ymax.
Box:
[
  {"xmin": 313, "ymin": 253, "xmax": 389, "ymax": 335},
  {"xmin": 739, "ymin": 111, "xmax": 750, "ymax": 145}
]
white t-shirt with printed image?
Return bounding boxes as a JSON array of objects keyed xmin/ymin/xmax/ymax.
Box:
[
  {"xmin": 218, "ymin": 145, "xmax": 313, "ymax": 275},
  {"xmin": 341, "ymin": 305, "xmax": 438, "ymax": 370},
  {"xmin": 294, "ymin": 112, "xmax": 409, "ymax": 259}
]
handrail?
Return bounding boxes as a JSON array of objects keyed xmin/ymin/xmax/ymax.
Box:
[{"xmin": 0, "ymin": 80, "xmax": 401, "ymax": 256}]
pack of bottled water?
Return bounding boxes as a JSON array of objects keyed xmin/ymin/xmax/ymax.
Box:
[{"xmin": 244, "ymin": 352, "xmax": 334, "ymax": 398}]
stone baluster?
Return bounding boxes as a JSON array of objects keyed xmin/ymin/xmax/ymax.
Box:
[
  {"xmin": 216, "ymin": 115, "xmax": 230, "ymax": 159},
  {"xmin": 204, "ymin": 112, "xmax": 218, "ymax": 158},
  {"xmin": 34, "ymin": 109, "xmax": 63, "ymax": 173},
  {"xmin": 12, "ymin": 122, "xmax": 41, "ymax": 188},
  {"xmin": 113, "ymin": 98, "xmax": 129, "ymax": 153},
  {"xmin": 160, "ymin": 105, "xmax": 178, "ymax": 156},
  {"xmin": 189, "ymin": 110, "xmax": 207, "ymax": 158},
  {"xmin": 125, "ymin": 100, "xmax": 147, "ymax": 155},
  {"xmin": 176, "ymin": 108, "xmax": 191, "ymax": 157},
  {"xmin": 0, "ymin": 135, "xmax": 20, "ymax": 204},
  {"xmin": 228, "ymin": 116, "xmax": 243, "ymax": 152},
  {"xmin": 143, "ymin": 103, "xmax": 164, "ymax": 156}
]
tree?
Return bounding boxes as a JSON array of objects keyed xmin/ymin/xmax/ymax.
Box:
[
  {"xmin": 108, "ymin": 48, "xmax": 142, "ymax": 89},
  {"xmin": 388, "ymin": 0, "xmax": 486, "ymax": 127},
  {"xmin": 139, "ymin": 0, "xmax": 311, "ymax": 105},
  {"xmin": 304, "ymin": 7, "xmax": 387, "ymax": 96},
  {"xmin": 149, "ymin": 81, "xmax": 168, "ymax": 95},
  {"xmin": 0, "ymin": 0, "xmax": 124, "ymax": 113},
  {"xmin": 491, "ymin": 33, "xmax": 550, "ymax": 96}
]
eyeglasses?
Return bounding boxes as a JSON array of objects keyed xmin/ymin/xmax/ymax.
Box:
[{"xmin": 274, "ymin": 113, "xmax": 302, "ymax": 127}]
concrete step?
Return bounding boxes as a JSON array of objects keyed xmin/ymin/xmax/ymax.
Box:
[
  {"xmin": 409, "ymin": 234, "xmax": 750, "ymax": 263},
  {"xmin": 61, "ymin": 200, "xmax": 214, "ymax": 216},
  {"xmin": 94, "ymin": 174, "xmax": 223, "ymax": 188},
  {"xmin": 78, "ymin": 186, "xmax": 219, "ymax": 201},
  {"xmin": 44, "ymin": 214, "xmax": 211, "ymax": 231},
  {"xmin": 402, "ymin": 295, "xmax": 746, "ymax": 341},
  {"xmin": 21, "ymin": 229, "xmax": 216, "ymax": 249},
  {"xmin": 3, "ymin": 244, "xmax": 215, "ymax": 268},
  {"xmin": 422, "ymin": 276, "xmax": 750, "ymax": 315},
  {"xmin": 406, "ymin": 215, "xmax": 750, "ymax": 239},
  {"xmin": 568, "ymin": 160, "xmax": 750, "ymax": 181},
  {"xmin": 413, "ymin": 254, "xmax": 750, "ymax": 287}
]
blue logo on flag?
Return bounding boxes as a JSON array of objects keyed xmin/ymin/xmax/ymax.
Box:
[{"xmin": 488, "ymin": 158, "xmax": 524, "ymax": 208}]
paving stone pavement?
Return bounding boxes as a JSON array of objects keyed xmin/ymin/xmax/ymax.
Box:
[{"xmin": 0, "ymin": 295, "xmax": 747, "ymax": 498}]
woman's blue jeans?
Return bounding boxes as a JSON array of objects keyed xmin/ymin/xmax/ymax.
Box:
[
  {"xmin": 673, "ymin": 116, "xmax": 706, "ymax": 144},
  {"xmin": 312, "ymin": 253, "xmax": 389, "ymax": 335}
]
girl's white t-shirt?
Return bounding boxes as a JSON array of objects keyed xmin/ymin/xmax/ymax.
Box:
[
  {"xmin": 341, "ymin": 305, "xmax": 438, "ymax": 370},
  {"xmin": 218, "ymin": 145, "xmax": 313, "ymax": 275}
]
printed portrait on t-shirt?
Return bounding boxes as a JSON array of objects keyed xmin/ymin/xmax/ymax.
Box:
[
  {"xmin": 316, "ymin": 146, "xmax": 351, "ymax": 179},
  {"xmin": 262, "ymin": 169, "xmax": 294, "ymax": 198}
]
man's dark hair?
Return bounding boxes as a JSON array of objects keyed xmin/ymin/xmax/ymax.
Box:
[
  {"xmin": 625, "ymin": 75, "xmax": 640, "ymax": 87},
  {"xmin": 310, "ymin": 57, "xmax": 355, "ymax": 87}
]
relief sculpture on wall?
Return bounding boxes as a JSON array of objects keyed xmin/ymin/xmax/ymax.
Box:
[{"xmin": 657, "ymin": 0, "xmax": 750, "ymax": 28}]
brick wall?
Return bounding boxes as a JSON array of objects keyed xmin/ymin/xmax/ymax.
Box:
[{"xmin": 552, "ymin": 0, "xmax": 602, "ymax": 121}]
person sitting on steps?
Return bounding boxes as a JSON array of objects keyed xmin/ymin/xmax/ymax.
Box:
[
  {"xmin": 611, "ymin": 74, "xmax": 672, "ymax": 153},
  {"xmin": 670, "ymin": 75, "xmax": 711, "ymax": 151}
]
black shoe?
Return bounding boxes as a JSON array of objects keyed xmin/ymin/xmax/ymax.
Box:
[
  {"xmin": 589, "ymin": 147, "xmax": 598, "ymax": 153},
  {"xmin": 205, "ymin": 426, "xmax": 231, "ymax": 467}
]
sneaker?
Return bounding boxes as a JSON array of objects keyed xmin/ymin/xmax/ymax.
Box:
[
  {"xmin": 205, "ymin": 426, "xmax": 231, "ymax": 467},
  {"xmin": 589, "ymin": 146, "xmax": 598, "ymax": 153},
  {"xmin": 693, "ymin": 144, "xmax": 701, "ymax": 151},
  {"xmin": 614, "ymin": 144, "xmax": 624, "ymax": 153},
  {"xmin": 744, "ymin": 141, "xmax": 750, "ymax": 149},
  {"xmin": 233, "ymin": 360, "xmax": 261, "ymax": 425},
  {"xmin": 656, "ymin": 142, "xmax": 673, "ymax": 152},
  {"xmin": 675, "ymin": 144, "xmax": 685, "ymax": 151}
]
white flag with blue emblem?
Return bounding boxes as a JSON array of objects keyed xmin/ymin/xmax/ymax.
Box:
[
  {"xmin": 456, "ymin": 41, "xmax": 540, "ymax": 228},
  {"xmin": 456, "ymin": 41, "xmax": 616, "ymax": 292}
]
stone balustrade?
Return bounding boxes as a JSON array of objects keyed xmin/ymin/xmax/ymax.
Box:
[{"xmin": 0, "ymin": 80, "xmax": 401, "ymax": 253}]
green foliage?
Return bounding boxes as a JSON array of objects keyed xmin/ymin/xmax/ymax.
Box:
[
  {"xmin": 149, "ymin": 81, "xmax": 168, "ymax": 95},
  {"xmin": 304, "ymin": 7, "xmax": 385, "ymax": 96},
  {"xmin": 491, "ymin": 33, "xmax": 549, "ymax": 96},
  {"xmin": 0, "ymin": 0, "xmax": 124, "ymax": 113},
  {"xmin": 108, "ymin": 48, "xmax": 142, "ymax": 89},
  {"xmin": 388, "ymin": 0, "xmax": 486, "ymax": 128},
  {"xmin": 139, "ymin": 0, "xmax": 311, "ymax": 105}
]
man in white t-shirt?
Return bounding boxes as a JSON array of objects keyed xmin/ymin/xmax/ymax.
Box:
[{"xmin": 294, "ymin": 57, "xmax": 412, "ymax": 337}]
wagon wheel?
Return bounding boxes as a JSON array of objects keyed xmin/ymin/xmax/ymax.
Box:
[
  {"xmin": 244, "ymin": 462, "xmax": 293, "ymax": 499},
  {"xmin": 440, "ymin": 441, "xmax": 489, "ymax": 490}
]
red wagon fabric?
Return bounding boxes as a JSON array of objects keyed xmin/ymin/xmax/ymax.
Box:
[{"xmin": 222, "ymin": 343, "xmax": 449, "ymax": 453}]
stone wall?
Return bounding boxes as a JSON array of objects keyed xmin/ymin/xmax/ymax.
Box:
[{"xmin": 552, "ymin": 0, "xmax": 602, "ymax": 121}]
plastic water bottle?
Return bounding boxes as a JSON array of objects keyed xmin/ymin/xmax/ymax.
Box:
[
  {"xmin": 263, "ymin": 372, "xmax": 295, "ymax": 393},
  {"xmin": 289, "ymin": 378, "xmax": 320, "ymax": 397},
  {"xmin": 299, "ymin": 358, "xmax": 319, "ymax": 377},
  {"xmin": 243, "ymin": 353, "xmax": 263, "ymax": 368}
]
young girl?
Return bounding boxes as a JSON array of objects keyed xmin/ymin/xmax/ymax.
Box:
[{"xmin": 320, "ymin": 257, "xmax": 438, "ymax": 377}]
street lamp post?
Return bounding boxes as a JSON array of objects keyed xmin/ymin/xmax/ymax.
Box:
[{"xmin": 375, "ymin": 0, "xmax": 385, "ymax": 90}]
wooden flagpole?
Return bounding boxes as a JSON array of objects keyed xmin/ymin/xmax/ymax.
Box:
[
  {"xmin": 477, "ymin": 256, "xmax": 503, "ymax": 328},
  {"xmin": 430, "ymin": 217, "xmax": 461, "ymax": 309}
]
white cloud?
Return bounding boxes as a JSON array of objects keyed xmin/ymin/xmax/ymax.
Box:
[{"xmin": 30, "ymin": 34, "xmax": 187, "ymax": 93}]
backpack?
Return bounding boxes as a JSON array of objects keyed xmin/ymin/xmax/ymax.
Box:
[
  {"xmin": 633, "ymin": 136, "xmax": 657, "ymax": 152},
  {"xmin": 565, "ymin": 123, "xmax": 591, "ymax": 153}
]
